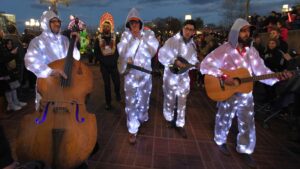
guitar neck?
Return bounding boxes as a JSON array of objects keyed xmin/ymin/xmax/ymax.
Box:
[{"xmin": 241, "ymin": 70, "xmax": 293, "ymax": 83}]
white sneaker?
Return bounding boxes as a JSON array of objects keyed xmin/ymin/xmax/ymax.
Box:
[{"xmin": 7, "ymin": 104, "xmax": 22, "ymax": 111}]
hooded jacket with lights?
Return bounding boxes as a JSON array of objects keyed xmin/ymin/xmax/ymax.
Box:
[
  {"xmin": 158, "ymin": 31, "xmax": 198, "ymax": 127},
  {"xmin": 117, "ymin": 8, "xmax": 159, "ymax": 134},
  {"xmin": 25, "ymin": 10, "xmax": 80, "ymax": 78},
  {"xmin": 200, "ymin": 18, "xmax": 278, "ymax": 154}
]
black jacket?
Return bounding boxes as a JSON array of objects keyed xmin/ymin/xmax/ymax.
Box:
[
  {"xmin": 263, "ymin": 48, "xmax": 288, "ymax": 72},
  {"xmin": 0, "ymin": 39, "xmax": 15, "ymax": 77}
]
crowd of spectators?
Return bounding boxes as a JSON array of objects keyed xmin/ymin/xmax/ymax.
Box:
[{"xmin": 248, "ymin": 5, "xmax": 300, "ymax": 33}]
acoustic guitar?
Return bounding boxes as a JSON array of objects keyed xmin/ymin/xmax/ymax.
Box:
[{"xmin": 204, "ymin": 68, "xmax": 299, "ymax": 102}]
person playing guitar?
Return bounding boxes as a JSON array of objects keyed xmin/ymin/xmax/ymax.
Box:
[{"xmin": 199, "ymin": 18, "xmax": 292, "ymax": 168}]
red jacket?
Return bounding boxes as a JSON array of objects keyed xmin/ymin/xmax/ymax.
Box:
[{"xmin": 280, "ymin": 27, "xmax": 288, "ymax": 42}]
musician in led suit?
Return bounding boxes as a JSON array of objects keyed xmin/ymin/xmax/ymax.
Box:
[
  {"xmin": 158, "ymin": 20, "xmax": 199, "ymax": 138},
  {"xmin": 200, "ymin": 18, "xmax": 291, "ymax": 167},
  {"xmin": 117, "ymin": 8, "xmax": 159, "ymax": 144},
  {"xmin": 24, "ymin": 10, "xmax": 80, "ymax": 109}
]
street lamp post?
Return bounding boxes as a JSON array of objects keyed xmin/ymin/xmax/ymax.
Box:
[
  {"xmin": 245, "ymin": 0, "xmax": 250, "ymax": 20},
  {"xmin": 40, "ymin": 0, "xmax": 70, "ymax": 14},
  {"xmin": 282, "ymin": 4, "xmax": 293, "ymax": 23}
]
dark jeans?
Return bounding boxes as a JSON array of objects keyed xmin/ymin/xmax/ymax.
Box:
[{"xmin": 100, "ymin": 62, "xmax": 121, "ymax": 105}]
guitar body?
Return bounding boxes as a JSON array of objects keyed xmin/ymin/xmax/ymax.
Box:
[{"xmin": 204, "ymin": 68, "xmax": 253, "ymax": 101}]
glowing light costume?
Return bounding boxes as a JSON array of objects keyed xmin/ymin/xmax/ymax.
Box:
[
  {"xmin": 25, "ymin": 10, "xmax": 80, "ymax": 78},
  {"xmin": 158, "ymin": 32, "xmax": 198, "ymax": 127},
  {"xmin": 200, "ymin": 18, "xmax": 278, "ymax": 154},
  {"xmin": 117, "ymin": 8, "xmax": 159, "ymax": 134},
  {"xmin": 24, "ymin": 10, "xmax": 80, "ymax": 109}
]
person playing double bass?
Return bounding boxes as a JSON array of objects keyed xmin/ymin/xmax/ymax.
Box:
[
  {"xmin": 25, "ymin": 10, "xmax": 80, "ymax": 107},
  {"xmin": 23, "ymin": 10, "xmax": 96, "ymax": 169}
]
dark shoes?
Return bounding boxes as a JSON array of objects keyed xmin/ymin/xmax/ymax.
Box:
[
  {"xmin": 128, "ymin": 133, "xmax": 137, "ymax": 144},
  {"xmin": 240, "ymin": 153, "xmax": 256, "ymax": 168},
  {"xmin": 217, "ymin": 144, "xmax": 230, "ymax": 156},
  {"xmin": 216, "ymin": 143, "xmax": 256, "ymax": 168},
  {"xmin": 166, "ymin": 121, "xmax": 187, "ymax": 138},
  {"xmin": 176, "ymin": 127, "xmax": 187, "ymax": 138},
  {"xmin": 75, "ymin": 161, "xmax": 89, "ymax": 169},
  {"xmin": 288, "ymin": 127, "xmax": 300, "ymax": 142},
  {"xmin": 166, "ymin": 121, "xmax": 176, "ymax": 128}
]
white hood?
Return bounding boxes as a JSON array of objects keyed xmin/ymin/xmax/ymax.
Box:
[
  {"xmin": 125, "ymin": 8, "xmax": 144, "ymax": 30},
  {"xmin": 228, "ymin": 18, "xmax": 252, "ymax": 48},
  {"xmin": 40, "ymin": 10, "xmax": 61, "ymax": 33}
]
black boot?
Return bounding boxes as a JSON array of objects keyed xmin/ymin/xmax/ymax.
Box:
[
  {"xmin": 289, "ymin": 117, "xmax": 300, "ymax": 142},
  {"xmin": 217, "ymin": 144, "xmax": 230, "ymax": 156},
  {"xmin": 166, "ymin": 120, "xmax": 176, "ymax": 128},
  {"xmin": 175, "ymin": 127, "xmax": 187, "ymax": 138},
  {"xmin": 75, "ymin": 162, "xmax": 88, "ymax": 169},
  {"xmin": 240, "ymin": 153, "xmax": 256, "ymax": 168}
]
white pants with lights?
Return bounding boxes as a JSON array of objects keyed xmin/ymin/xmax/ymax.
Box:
[
  {"xmin": 124, "ymin": 74, "xmax": 152, "ymax": 134},
  {"xmin": 214, "ymin": 92, "xmax": 256, "ymax": 154}
]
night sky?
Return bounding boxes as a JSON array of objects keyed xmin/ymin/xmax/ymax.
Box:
[{"xmin": 0, "ymin": 0, "xmax": 298, "ymax": 32}]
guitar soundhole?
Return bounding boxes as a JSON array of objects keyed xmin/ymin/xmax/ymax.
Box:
[{"xmin": 233, "ymin": 78, "xmax": 241, "ymax": 86}]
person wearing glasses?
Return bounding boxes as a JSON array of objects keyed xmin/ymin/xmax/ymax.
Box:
[
  {"xmin": 24, "ymin": 10, "xmax": 80, "ymax": 109},
  {"xmin": 158, "ymin": 20, "xmax": 199, "ymax": 138},
  {"xmin": 117, "ymin": 8, "xmax": 159, "ymax": 144}
]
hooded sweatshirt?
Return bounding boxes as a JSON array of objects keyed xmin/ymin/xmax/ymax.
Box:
[
  {"xmin": 25, "ymin": 10, "xmax": 80, "ymax": 78},
  {"xmin": 117, "ymin": 8, "xmax": 158, "ymax": 75},
  {"xmin": 200, "ymin": 18, "xmax": 277, "ymax": 86}
]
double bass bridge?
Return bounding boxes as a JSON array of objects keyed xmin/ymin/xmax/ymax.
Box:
[{"xmin": 53, "ymin": 106, "xmax": 69, "ymax": 113}]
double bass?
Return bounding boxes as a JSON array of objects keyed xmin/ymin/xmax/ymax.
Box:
[{"xmin": 16, "ymin": 24, "xmax": 97, "ymax": 169}]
